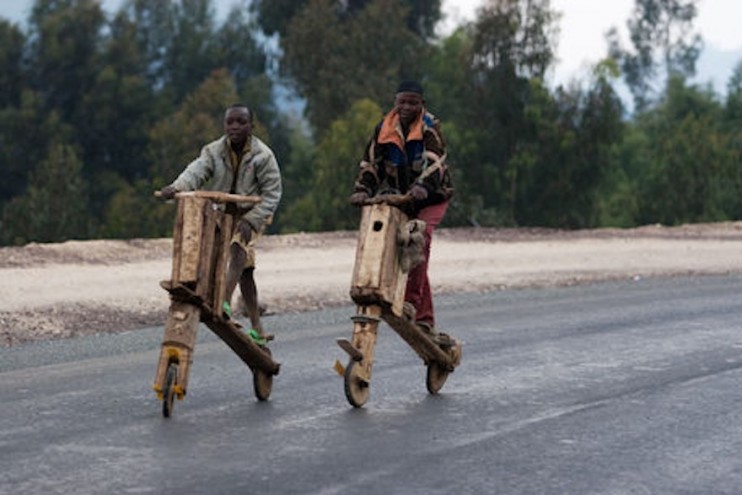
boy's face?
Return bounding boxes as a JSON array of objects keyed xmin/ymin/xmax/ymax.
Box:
[
  {"xmin": 224, "ymin": 107, "xmax": 252, "ymax": 145},
  {"xmin": 395, "ymin": 92, "xmax": 424, "ymax": 127}
]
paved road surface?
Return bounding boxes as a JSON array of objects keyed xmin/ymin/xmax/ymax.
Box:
[{"xmin": 2, "ymin": 275, "xmax": 742, "ymax": 494}]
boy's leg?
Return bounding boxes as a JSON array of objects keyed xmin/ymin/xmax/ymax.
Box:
[
  {"xmin": 225, "ymin": 243, "xmax": 247, "ymax": 315},
  {"xmin": 404, "ymin": 200, "xmax": 449, "ymax": 330},
  {"xmin": 239, "ymin": 267, "xmax": 264, "ymax": 336},
  {"xmin": 229, "ymin": 223, "xmax": 266, "ymax": 336}
]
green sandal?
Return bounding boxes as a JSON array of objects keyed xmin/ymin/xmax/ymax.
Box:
[
  {"xmin": 246, "ymin": 328, "xmax": 268, "ymax": 346},
  {"xmin": 222, "ymin": 301, "xmax": 233, "ymax": 319}
]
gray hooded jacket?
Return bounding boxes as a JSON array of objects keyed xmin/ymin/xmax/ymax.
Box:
[{"xmin": 170, "ymin": 135, "xmax": 282, "ymax": 231}]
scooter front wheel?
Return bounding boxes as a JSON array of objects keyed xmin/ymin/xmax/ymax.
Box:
[
  {"xmin": 344, "ymin": 361, "xmax": 370, "ymax": 408},
  {"xmin": 162, "ymin": 362, "xmax": 178, "ymax": 417}
]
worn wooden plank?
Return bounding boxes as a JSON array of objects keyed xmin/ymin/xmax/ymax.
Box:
[
  {"xmin": 337, "ymin": 338, "xmax": 364, "ymax": 361},
  {"xmin": 196, "ymin": 201, "xmax": 217, "ymax": 299},
  {"xmin": 382, "ymin": 308, "xmax": 454, "ymax": 368},
  {"xmin": 350, "ymin": 204, "xmax": 408, "ymax": 310},
  {"xmin": 170, "ymin": 199, "xmax": 185, "ymax": 284},
  {"xmin": 153, "ymin": 300, "xmax": 201, "ymax": 396},
  {"xmin": 177, "ymin": 196, "xmax": 206, "ymax": 283},
  {"xmin": 355, "ymin": 206, "xmax": 385, "ymax": 288},
  {"xmin": 176, "ymin": 190, "xmax": 261, "ymax": 205},
  {"xmin": 344, "ymin": 304, "xmax": 382, "ymax": 383},
  {"xmin": 203, "ymin": 316, "xmax": 280, "ymax": 375}
]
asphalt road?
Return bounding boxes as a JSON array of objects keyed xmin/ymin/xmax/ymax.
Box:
[{"xmin": 2, "ymin": 275, "xmax": 742, "ymax": 495}]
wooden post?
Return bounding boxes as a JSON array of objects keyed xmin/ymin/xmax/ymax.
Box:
[
  {"xmin": 153, "ymin": 300, "xmax": 200, "ymax": 398},
  {"xmin": 350, "ymin": 204, "xmax": 408, "ymax": 316},
  {"xmin": 170, "ymin": 196, "xmax": 207, "ymax": 286}
]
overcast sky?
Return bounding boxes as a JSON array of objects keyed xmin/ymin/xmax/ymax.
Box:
[{"xmin": 444, "ymin": 0, "xmax": 741, "ymax": 92}]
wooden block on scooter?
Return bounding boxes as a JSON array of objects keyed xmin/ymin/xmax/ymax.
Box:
[
  {"xmin": 194, "ymin": 202, "xmax": 218, "ymax": 300},
  {"xmin": 350, "ymin": 203, "xmax": 408, "ymax": 312},
  {"xmin": 162, "ymin": 300, "xmax": 201, "ymax": 350},
  {"xmin": 170, "ymin": 195, "xmax": 233, "ymax": 312},
  {"xmin": 171, "ymin": 196, "xmax": 207, "ymax": 286},
  {"xmin": 154, "ymin": 300, "xmax": 201, "ymax": 396}
]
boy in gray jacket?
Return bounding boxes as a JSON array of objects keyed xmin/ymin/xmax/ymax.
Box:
[{"xmin": 159, "ymin": 104, "xmax": 282, "ymax": 341}]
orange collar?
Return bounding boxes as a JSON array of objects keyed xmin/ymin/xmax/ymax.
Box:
[{"xmin": 377, "ymin": 110, "xmax": 424, "ymax": 150}]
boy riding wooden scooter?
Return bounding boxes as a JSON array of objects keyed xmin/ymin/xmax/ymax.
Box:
[{"xmin": 338, "ymin": 81, "xmax": 462, "ymax": 407}]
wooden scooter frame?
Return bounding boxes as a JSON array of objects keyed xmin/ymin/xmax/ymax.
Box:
[
  {"xmin": 152, "ymin": 191, "xmax": 280, "ymax": 417},
  {"xmin": 337, "ymin": 197, "xmax": 462, "ymax": 407}
]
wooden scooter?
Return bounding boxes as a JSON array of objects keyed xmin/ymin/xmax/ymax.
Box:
[
  {"xmin": 336, "ymin": 195, "xmax": 462, "ymax": 407},
  {"xmin": 152, "ymin": 190, "xmax": 280, "ymax": 418}
]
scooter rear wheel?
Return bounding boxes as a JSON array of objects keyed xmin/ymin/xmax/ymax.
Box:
[
  {"xmin": 253, "ymin": 347, "xmax": 273, "ymax": 401},
  {"xmin": 426, "ymin": 362, "xmax": 449, "ymax": 394},
  {"xmin": 344, "ymin": 361, "xmax": 370, "ymax": 408}
]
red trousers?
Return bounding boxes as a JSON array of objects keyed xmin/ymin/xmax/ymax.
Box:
[{"xmin": 404, "ymin": 200, "xmax": 449, "ymax": 328}]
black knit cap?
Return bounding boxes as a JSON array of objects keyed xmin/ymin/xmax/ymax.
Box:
[{"xmin": 396, "ymin": 80, "xmax": 423, "ymax": 95}]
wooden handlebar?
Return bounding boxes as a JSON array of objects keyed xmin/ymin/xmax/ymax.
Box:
[
  {"xmin": 362, "ymin": 194, "xmax": 413, "ymax": 206},
  {"xmin": 154, "ymin": 190, "xmax": 262, "ymax": 204}
]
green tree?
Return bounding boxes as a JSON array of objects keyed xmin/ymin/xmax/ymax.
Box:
[
  {"xmin": 252, "ymin": 0, "xmax": 442, "ymax": 39},
  {"xmin": 607, "ymin": 0, "xmax": 702, "ymax": 111},
  {"xmin": 635, "ymin": 76, "xmax": 738, "ymax": 224},
  {"xmin": 473, "ymin": 0, "xmax": 559, "ymax": 79},
  {"xmin": 516, "ymin": 62, "xmax": 624, "ymax": 228},
  {"xmin": 281, "ymin": 0, "xmax": 425, "ymax": 135},
  {"xmin": 101, "ymin": 177, "xmax": 172, "ymax": 238},
  {"xmin": 422, "ymin": 28, "xmax": 502, "ymax": 226},
  {"xmin": 723, "ymin": 62, "xmax": 742, "ymax": 220},
  {"xmin": 27, "ymin": 0, "xmax": 106, "ymax": 119},
  {"xmin": 723, "ymin": 60, "xmax": 742, "ymax": 129},
  {"xmin": 595, "ymin": 125, "xmax": 645, "ymax": 227},
  {"xmin": 0, "ymin": 92, "xmax": 75, "ymax": 204},
  {"xmin": 423, "ymin": 29, "xmax": 476, "ymax": 127},
  {"xmin": 213, "ymin": 4, "xmax": 286, "ymax": 178},
  {"xmin": 281, "ymin": 98, "xmax": 382, "ymax": 231},
  {"xmin": 119, "ymin": 0, "xmax": 178, "ymax": 91},
  {"xmin": 0, "ymin": 20, "xmax": 25, "ymax": 108},
  {"xmin": 1, "ymin": 139, "xmax": 91, "ymax": 245},
  {"xmin": 119, "ymin": 0, "xmax": 270, "ymax": 104},
  {"xmin": 147, "ymin": 68, "xmax": 241, "ymax": 187},
  {"xmin": 166, "ymin": 0, "xmax": 220, "ymax": 100},
  {"xmin": 460, "ymin": 0, "xmax": 560, "ymax": 223},
  {"xmin": 78, "ymin": 13, "xmax": 159, "ymax": 181},
  {"xmin": 274, "ymin": 119, "xmax": 317, "ymax": 231},
  {"xmin": 214, "ymin": 5, "xmax": 269, "ymax": 87}
]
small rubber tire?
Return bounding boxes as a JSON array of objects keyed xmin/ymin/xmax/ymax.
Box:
[
  {"xmin": 253, "ymin": 347, "xmax": 273, "ymax": 401},
  {"xmin": 162, "ymin": 362, "xmax": 178, "ymax": 418},
  {"xmin": 426, "ymin": 362, "xmax": 449, "ymax": 395},
  {"xmin": 344, "ymin": 360, "xmax": 370, "ymax": 408}
]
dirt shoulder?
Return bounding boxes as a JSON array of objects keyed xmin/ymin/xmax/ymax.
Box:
[{"xmin": 2, "ymin": 222, "xmax": 742, "ymax": 347}]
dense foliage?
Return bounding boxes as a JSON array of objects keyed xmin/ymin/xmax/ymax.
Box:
[{"xmin": 1, "ymin": 0, "xmax": 740, "ymax": 245}]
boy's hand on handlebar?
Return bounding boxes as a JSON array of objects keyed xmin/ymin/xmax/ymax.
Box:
[
  {"xmin": 238, "ymin": 220, "xmax": 253, "ymax": 244},
  {"xmin": 349, "ymin": 191, "xmax": 369, "ymax": 206},
  {"xmin": 159, "ymin": 185, "xmax": 178, "ymax": 200},
  {"xmin": 409, "ymin": 184, "xmax": 428, "ymax": 200}
]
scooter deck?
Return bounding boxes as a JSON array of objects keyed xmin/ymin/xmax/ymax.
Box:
[
  {"xmin": 203, "ymin": 313, "xmax": 280, "ymax": 376},
  {"xmin": 381, "ymin": 308, "xmax": 460, "ymax": 371},
  {"xmin": 162, "ymin": 281, "xmax": 279, "ymax": 375}
]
